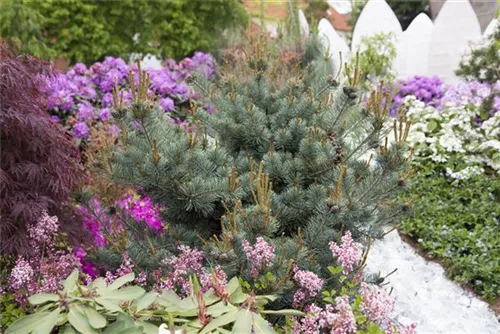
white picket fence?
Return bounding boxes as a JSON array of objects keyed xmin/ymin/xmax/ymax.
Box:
[{"xmin": 304, "ymin": 0, "xmax": 498, "ymax": 83}]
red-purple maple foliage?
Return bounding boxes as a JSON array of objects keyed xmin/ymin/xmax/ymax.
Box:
[{"xmin": 0, "ymin": 44, "xmax": 84, "ymax": 255}]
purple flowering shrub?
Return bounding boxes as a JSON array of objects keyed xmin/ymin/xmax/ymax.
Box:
[
  {"xmin": 41, "ymin": 52, "xmax": 215, "ymax": 140},
  {"xmin": 441, "ymin": 80, "xmax": 500, "ymax": 121},
  {"xmin": 391, "ymin": 75, "xmax": 445, "ymax": 114},
  {"xmin": 392, "ymin": 75, "xmax": 500, "ymax": 122}
]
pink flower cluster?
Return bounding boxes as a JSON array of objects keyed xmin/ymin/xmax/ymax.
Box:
[
  {"xmin": 116, "ymin": 192, "xmax": 164, "ymax": 231},
  {"xmin": 7, "ymin": 212, "xmax": 81, "ymax": 305},
  {"xmin": 27, "ymin": 211, "xmax": 59, "ymax": 244},
  {"xmin": 329, "ymin": 231, "xmax": 362, "ymax": 275},
  {"xmin": 242, "ymin": 237, "xmax": 275, "ymax": 278},
  {"xmin": 292, "ymin": 297, "xmax": 356, "ymax": 334},
  {"xmin": 292, "ymin": 265, "xmax": 323, "ymax": 307},
  {"xmin": 360, "ymin": 282, "xmax": 396, "ymax": 325},
  {"xmin": 158, "ymin": 245, "xmax": 205, "ymax": 293}
]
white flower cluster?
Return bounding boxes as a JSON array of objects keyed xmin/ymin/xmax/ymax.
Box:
[{"xmin": 403, "ymin": 96, "xmax": 500, "ymax": 180}]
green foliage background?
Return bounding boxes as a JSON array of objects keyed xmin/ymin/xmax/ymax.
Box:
[{"xmin": 0, "ymin": 0, "xmax": 248, "ymax": 65}]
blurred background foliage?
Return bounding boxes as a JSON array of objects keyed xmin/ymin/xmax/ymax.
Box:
[{"xmin": 0, "ymin": 0, "xmax": 248, "ymax": 65}]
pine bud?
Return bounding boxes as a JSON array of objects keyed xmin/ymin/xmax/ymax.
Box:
[
  {"xmin": 343, "ymin": 86, "xmax": 357, "ymax": 99},
  {"xmin": 328, "ymin": 203, "xmax": 341, "ymax": 213},
  {"xmin": 327, "ymin": 76, "xmax": 339, "ymax": 87}
]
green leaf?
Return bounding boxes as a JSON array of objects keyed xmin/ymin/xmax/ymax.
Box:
[
  {"xmin": 32, "ymin": 308, "xmax": 60, "ymax": 334},
  {"xmin": 83, "ymin": 306, "xmax": 107, "ymax": 329},
  {"xmin": 105, "ymin": 272, "xmax": 135, "ymax": 291},
  {"xmin": 61, "ymin": 325, "xmax": 76, "ymax": 334},
  {"xmin": 231, "ymin": 309, "xmax": 253, "ymax": 334},
  {"xmin": 252, "ymin": 314, "xmax": 275, "ymax": 334},
  {"xmin": 229, "ymin": 287, "xmax": 247, "ymax": 304},
  {"xmin": 68, "ymin": 306, "xmax": 98, "ymax": 334},
  {"xmin": 136, "ymin": 321, "xmax": 158, "ymax": 334},
  {"xmin": 101, "ymin": 286, "xmax": 145, "ymax": 301},
  {"xmin": 63, "ymin": 270, "xmax": 79, "ymax": 293},
  {"xmin": 135, "ymin": 291, "xmax": 158, "ymax": 311},
  {"xmin": 260, "ymin": 309, "xmax": 305, "ymax": 316},
  {"xmin": 104, "ymin": 314, "xmax": 142, "ymax": 334},
  {"xmin": 5, "ymin": 312, "xmax": 49, "ymax": 334},
  {"xmin": 28, "ymin": 293, "xmax": 59, "ymax": 305},
  {"xmin": 207, "ymin": 301, "xmax": 237, "ymax": 317},
  {"xmin": 226, "ymin": 277, "xmax": 239, "ymax": 295},
  {"xmin": 95, "ymin": 297, "xmax": 123, "ymax": 312},
  {"xmin": 427, "ymin": 120, "xmax": 438, "ymax": 132},
  {"xmin": 90, "ymin": 277, "xmax": 107, "ymax": 290},
  {"xmin": 199, "ymin": 308, "xmax": 238, "ymax": 334}
]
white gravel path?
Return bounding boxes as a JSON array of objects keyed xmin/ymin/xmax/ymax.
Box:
[{"xmin": 365, "ymin": 230, "xmax": 500, "ymax": 334}]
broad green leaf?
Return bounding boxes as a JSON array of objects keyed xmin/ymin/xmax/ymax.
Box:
[
  {"xmin": 90, "ymin": 277, "xmax": 107, "ymax": 290},
  {"xmin": 95, "ymin": 297, "xmax": 123, "ymax": 312},
  {"xmin": 226, "ymin": 277, "xmax": 239, "ymax": 295},
  {"xmin": 202, "ymin": 289, "xmax": 220, "ymax": 306},
  {"xmin": 137, "ymin": 321, "xmax": 159, "ymax": 334},
  {"xmin": 5, "ymin": 312, "xmax": 48, "ymax": 334},
  {"xmin": 32, "ymin": 308, "xmax": 60, "ymax": 334},
  {"xmin": 61, "ymin": 325, "xmax": 76, "ymax": 334},
  {"xmin": 252, "ymin": 314, "xmax": 276, "ymax": 334},
  {"xmin": 199, "ymin": 308, "xmax": 238, "ymax": 334},
  {"xmin": 106, "ymin": 272, "xmax": 135, "ymax": 291},
  {"xmin": 255, "ymin": 295, "xmax": 277, "ymax": 302},
  {"xmin": 231, "ymin": 309, "xmax": 253, "ymax": 334},
  {"xmin": 134, "ymin": 291, "xmax": 158, "ymax": 311},
  {"xmin": 101, "ymin": 286, "xmax": 145, "ymax": 301},
  {"xmin": 261, "ymin": 309, "xmax": 305, "ymax": 316},
  {"xmin": 63, "ymin": 270, "xmax": 79, "ymax": 293},
  {"xmin": 115, "ymin": 327, "xmax": 144, "ymax": 334},
  {"xmin": 83, "ymin": 305, "xmax": 107, "ymax": 328},
  {"xmin": 229, "ymin": 287, "xmax": 247, "ymax": 304},
  {"xmin": 207, "ymin": 301, "xmax": 237, "ymax": 317},
  {"xmin": 68, "ymin": 305, "xmax": 98, "ymax": 334},
  {"xmin": 103, "ymin": 314, "xmax": 134, "ymax": 333},
  {"xmin": 28, "ymin": 293, "xmax": 59, "ymax": 305}
]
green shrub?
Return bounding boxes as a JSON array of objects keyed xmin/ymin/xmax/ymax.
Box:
[
  {"xmin": 351, "ymin": 32, "xmax": 397, "ymax": 88},
  {"xmin": 456, "ymin": 22, "xmax": 500, "ymax": 83},
  {"xmin": 94, "ymin": 30, "xmax": 410, "ymax": 311},
  {"xmin": 0, "ymin": 0, "xmax": 247, "ymax": 64},
  {"xmin": 401, "ymin": 163, "xmax": 500, "ymax": 300}
]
